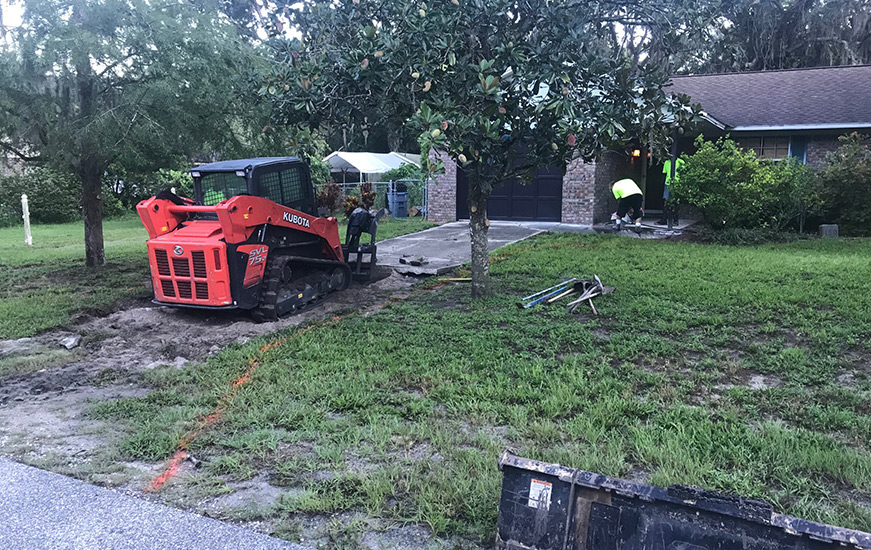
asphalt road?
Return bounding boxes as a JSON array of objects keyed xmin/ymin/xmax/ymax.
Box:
[{"xmin": 0, "ymin": 458, "xmax": 309, "ymax": 550}]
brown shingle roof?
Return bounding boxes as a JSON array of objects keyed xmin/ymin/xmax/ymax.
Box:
[{"xmin": 668, "ymin": 65, "xmax": 871, "ymax": 130}]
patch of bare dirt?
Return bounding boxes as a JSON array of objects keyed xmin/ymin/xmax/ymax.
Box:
[
  {"xmin": 1, "ymin": 270, "xmax": 480, "ymax": 548},
  {"xmin": 201, "ymin": 473, "xmax": 291, "ymax": 514},
  {"xmin": 0, "ymin": 272, "xmax": 415, "ymax": 405},
  {"xmin": 259, "ymin": 511, "xmax": 483, "ymax": 550},
  {"xmin": 747, "ymin": 373, "xmax": 782, "ymax": 389},
  {"xmin": 0, "ymin": 272, "xmax": 417, "ymax": 473}
]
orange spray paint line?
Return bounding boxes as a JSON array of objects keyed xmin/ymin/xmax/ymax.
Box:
[{"xmin": 148, "ymin": 316, "xmax": 344, "ymax": 491}]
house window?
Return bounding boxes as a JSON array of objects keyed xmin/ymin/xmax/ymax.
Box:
[{"xmin": 737, "ymin": 136, "xmax": 791, "ymax": 159}]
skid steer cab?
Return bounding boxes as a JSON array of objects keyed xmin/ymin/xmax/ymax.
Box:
[{"xmin": 137, "ymin": 157, "xmax": 380, "ymax": 321}]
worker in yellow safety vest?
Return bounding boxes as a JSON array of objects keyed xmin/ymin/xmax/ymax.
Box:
[
  {"xmin": 611, "ymin": 178, "xmax": 644, "ymax": 231},
  {"xmin": 657, "ymin": 157, "xmax": 684, "ymax": 225}
]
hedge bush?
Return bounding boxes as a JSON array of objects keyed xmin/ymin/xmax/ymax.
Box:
[
  {"xmin": 670, "ymin": 136, "xmax": 819, "ymax": 231},
  {"xmin": 0, "ymin": 167, "xmax": 82, "ymax": 226},
  {"xmin": 817, "ymin": 133, "xmax": 871, "ymax": 236},
  {"xmin": 0, "ymin": 167, "xmax": 131, "ymax": 227}
]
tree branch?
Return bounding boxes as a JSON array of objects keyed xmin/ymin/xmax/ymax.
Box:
[{"xmin": 0, "ymin": 142, "xmax": 42, "ymax": 162}]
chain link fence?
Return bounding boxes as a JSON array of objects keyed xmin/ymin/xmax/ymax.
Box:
[{"xmin": 315, "ymin": 179, "xmax": 428, "ymax": 219}]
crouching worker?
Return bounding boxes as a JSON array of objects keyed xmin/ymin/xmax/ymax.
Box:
[{"xmin": 611, "ymin": 178, "xmax": 644, "ymax": 230}]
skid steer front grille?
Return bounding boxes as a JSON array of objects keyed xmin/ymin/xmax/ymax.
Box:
[
  {"xmin": 160, "ymin": 279, "xmax": 176, "ymax": 297},
  {"xmin": 155, "ymin": 249, "xmax": 171, "ymax": 276},
  {"xmin": 192, "ymin": 251, "xmax": 207, "ymax": 278},
  {"xmin": 151, "ymin": 245, "xmax": 225, "ymax": 304},
  {"xmin": 172, "ymin": 257, "xmax": 191, "ymax": 278}
]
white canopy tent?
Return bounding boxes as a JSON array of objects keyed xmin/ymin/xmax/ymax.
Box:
[{"xmin": 322, "ymin": 151, "xmax": 419, "ymax": 183}]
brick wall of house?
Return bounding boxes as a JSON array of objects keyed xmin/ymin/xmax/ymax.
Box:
[
  {"xmin": 426, "ymin": 149, "xmax": 642, "ymax": 225},
  {"xmin": 805, "ymin": 136, "xmax": 841, "ymax": 167},
  {"xmin": 561, "ymin": 157, "xmax": 597, "ymax": 224},
  {"xmin": 426, "ymin": 151, "xmax": 458, "ymax": 221},
  {"xmin": 593, "ymin": 150, "xmax": 636, "ymax": 224}
]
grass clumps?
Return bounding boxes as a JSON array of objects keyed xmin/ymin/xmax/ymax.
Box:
[{"xmin": 93, "ymin": 233, "xmax": 871, "ymax": 542}]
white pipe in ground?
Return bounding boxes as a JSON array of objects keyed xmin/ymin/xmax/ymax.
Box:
[{"xmin": 21, "ymin": 194, "xmax": 32, "ymax": 246}]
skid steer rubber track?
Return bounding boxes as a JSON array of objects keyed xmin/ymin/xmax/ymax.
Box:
[{"xmin": 252, "ymin": 255, "xmax": 352, "ymax": 322}]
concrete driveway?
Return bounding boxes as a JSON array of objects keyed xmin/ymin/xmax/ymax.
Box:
[{"xmin": 376, "ymin": 221, "xmax": 545, "ymax": 275}]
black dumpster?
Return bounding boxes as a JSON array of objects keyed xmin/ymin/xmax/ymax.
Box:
[{"xmin": 496, "ymin": 450, "xmax": 871, "ymax": 550}]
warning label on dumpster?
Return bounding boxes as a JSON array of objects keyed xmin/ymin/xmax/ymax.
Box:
[{"xmin": 528, "ymin": 478, "xmax": 552, "ymax": 510}]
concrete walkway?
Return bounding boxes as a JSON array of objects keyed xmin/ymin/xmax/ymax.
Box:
[
  {"xmin": 377, "ymin": 221, "xmax": 545, "ymax": 275},
  {"xmin": 0, "ymin": 458, "xmax": 307, "ymax": 550},
  {"xmin": 376, "ymin": 216, "xmax": 694, "ymax": 276}
]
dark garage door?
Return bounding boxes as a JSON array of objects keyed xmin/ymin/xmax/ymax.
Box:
[{"xmin": 456, "ymin": 165, "xmax": 563, "ymax": 221}]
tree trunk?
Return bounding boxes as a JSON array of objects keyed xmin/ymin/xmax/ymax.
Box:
[
  {"xmin": 81, "ymin": 169, "xmax": 105, "ymax": 267},
  {"xmin": 386, "ymin": 121, "xmax": 404, "ymax": 153},
  {"xmin": 469, "ymin": 197, "xmax": 490, "ymax": 298}
]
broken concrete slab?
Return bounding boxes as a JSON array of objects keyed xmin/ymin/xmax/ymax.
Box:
[
  {"xmin": 60, "ymin": 335, "xmax": 82, "ymax": 350},
  {"xmin": 377, "ymin": 221, "xmax": 542, "ymax": 275}
]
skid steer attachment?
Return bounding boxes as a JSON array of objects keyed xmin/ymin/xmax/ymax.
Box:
[
  {"xmin": 496, "ymin": 451, "xmax": 871, "ymax": 550},
  {"xmin": 342, "ymin": 207, "xmax": 384, "ymax": 282}
]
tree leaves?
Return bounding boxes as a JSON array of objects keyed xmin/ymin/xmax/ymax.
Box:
[{"xmin": 270, "ymin": 0, "xmax": 703, "ymax": 189}]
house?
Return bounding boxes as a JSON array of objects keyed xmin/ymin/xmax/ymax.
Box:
[{"xmin": 426, "ymin": 65, "xmax": 871, "ymax": 224}]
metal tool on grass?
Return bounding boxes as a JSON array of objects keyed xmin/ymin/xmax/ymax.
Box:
[
  {"xmin": 566, "ymin": 275, "xmax": 615, "ymax": 315},
  {"xmin": 520, "ymin": 278, "xmax": 578, "ymax": 309},
  {"xmin": 545, "ymin": 279, "xmax": 596, "ymax": 303},
  {"xmin": 547, "ymin": 286, "xmax": 577, "ymax": 303}
]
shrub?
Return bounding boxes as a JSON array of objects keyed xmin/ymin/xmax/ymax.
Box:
[
  {"xmin": 381, "ymin": 163, "xmax": 423, "ymax": 182},
  {"xmin": 670, "ymin": 136, "xmax": 819, "ymax": 231},
  {"xmin": 360, "ymin": 181, "xmax": 376, "ymax": 210},
  {"xmin": 0, "ymin": 167, "xmax": 82, "ymax": 226},
  {"xmin": 309, "ymin": 157, "xmax": 331, "ymax": 188},
  {"xmin": 343, "ymin": 195, "xmax": 360, "ymax": 217},
  {"xmin": 765, "ymin": 155, "xmax": 820, "ymax": 233},
  {"xmin": 817, "ymin": 133, "xmax": 871, "ymax": 236},
  {"xmin": 316, "ymin": 181, "xmax": 341, "ymax": 213}
]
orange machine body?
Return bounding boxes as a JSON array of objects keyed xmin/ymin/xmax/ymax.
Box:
[{"xmin": 137, "ymin": 195, "xmax": 343, "ymax": 309}]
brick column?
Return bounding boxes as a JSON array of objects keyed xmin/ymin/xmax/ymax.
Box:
[
  {"xmin": 593, "ymin": 150, "xmax": 633, "ymax": 224},
  {"xmin": 561, "ymin": 157, "xmax": 597, "ymax": 224},
  {"xmin": 426, "ymin": 151, "xmax": 457, "ymax": 221}
]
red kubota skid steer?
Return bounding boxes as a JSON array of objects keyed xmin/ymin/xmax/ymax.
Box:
[{"xmin": 137, "ymin": 157, "xmax": 379, "ymax": 321}]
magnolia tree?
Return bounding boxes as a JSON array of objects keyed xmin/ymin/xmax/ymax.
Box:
[{"xmin": 267, "ymin": 0, "xmax": 701, "ymax": 296}]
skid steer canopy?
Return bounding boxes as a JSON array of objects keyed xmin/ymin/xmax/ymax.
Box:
[{"xmin": 496, "ymin": 451, "xmax": 871, "ymax": 550}]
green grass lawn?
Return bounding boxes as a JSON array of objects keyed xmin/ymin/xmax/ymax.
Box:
[
  {"xmin": 0, "ymin": 216, "xmax": 151, "ymax": 339},
  {"xmin": 350, "ymin": 216, "xmax": 436, "ymax": 242},
  {"xmin": 90, "ymin": 233, "xmax": 871, "ymax": 543},
  {"xmin": 0, "ymin": 216, "xmax": 435, "ymax": 340}
]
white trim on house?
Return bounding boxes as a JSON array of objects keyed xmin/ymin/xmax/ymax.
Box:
[
  {"xmin": 701, "ymin": 113, "xmax": 727, "ymax": 130},
  {"xmin": 729, "ymin": 123, "xmax": 871, "ymax": 132},
  {"xmin": 665, "ymin": 112, "xmax": 727, "ymax": 130}
]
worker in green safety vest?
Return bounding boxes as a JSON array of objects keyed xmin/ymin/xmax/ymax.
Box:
[
  {"xmin": 611, "ymin": 178, "xmax": 644, "ymax": 231},
  {"xmin": 657, "ymin": 158, "xmax": 684, "ymax": 226}
]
